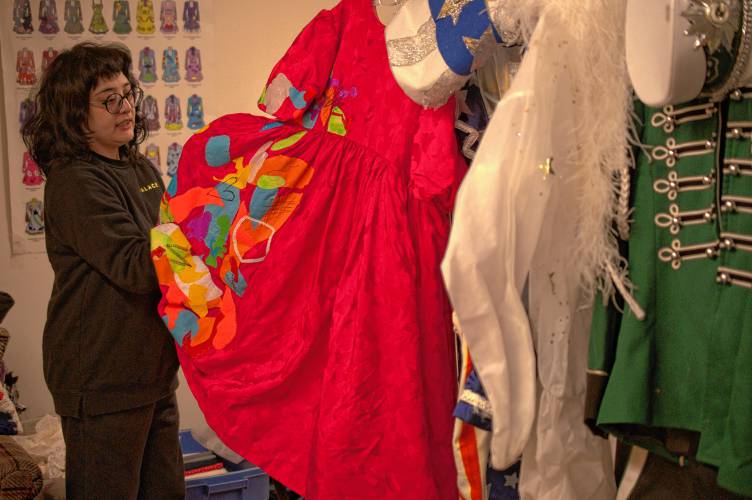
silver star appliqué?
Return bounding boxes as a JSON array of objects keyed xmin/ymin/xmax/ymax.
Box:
[
  {"xmin": 682, "ymin": 0, "xmax": 741, "ymax": 54},
  {"xmin": 438, "ymin": 0, "xmax": 474, "ymax": 25},
  {"xmin": 463, "ymin": 26, "xmax": 493, "ymax": 54}
]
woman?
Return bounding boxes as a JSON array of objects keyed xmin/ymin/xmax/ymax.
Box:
[{"xmin": 22, "ymin": 42, "xmax": 184, "ymax": 499}]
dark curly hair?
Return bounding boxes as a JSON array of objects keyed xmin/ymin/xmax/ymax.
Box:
[{"xmin": 22, "ymin": 42, "xmax": 147, "ymax": 176}]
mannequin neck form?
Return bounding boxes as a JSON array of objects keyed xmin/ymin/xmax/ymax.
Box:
[
  {"xmin": 626, "ymin": 0, "xmax": 706, "ymax": 106},
  {"xmin": 627, "ymin": 0, "xmax": 752, "ymax": 105},
  {"xmin": 373, "ymin": 0, "xmax": 405, "ymax": 26}
]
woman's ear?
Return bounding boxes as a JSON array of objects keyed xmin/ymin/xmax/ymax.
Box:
[{"xmin": 82, "ymin": 113, "xmax": 92, "ymax": 135}]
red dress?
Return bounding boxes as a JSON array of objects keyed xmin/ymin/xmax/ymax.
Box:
[{"xmin": 152, "ymin": 0, "xmax": 465, "ymax": 497}]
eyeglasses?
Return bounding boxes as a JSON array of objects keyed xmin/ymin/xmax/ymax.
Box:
[{"xmin": 95, "ymin": 87, "xmax": 144, "ymax": 114}]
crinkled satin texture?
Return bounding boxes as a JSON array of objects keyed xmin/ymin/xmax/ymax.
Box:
[{"xmin": 152, "ymin": 0, "xmax": 466, "ymax": 498}]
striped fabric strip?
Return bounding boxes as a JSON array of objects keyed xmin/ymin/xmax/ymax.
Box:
[{"xmin": 454, "ymin": 330, "xmax": 489, "ymax": 500}]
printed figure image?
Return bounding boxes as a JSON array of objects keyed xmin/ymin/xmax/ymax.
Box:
[
  {"xmin": 19, "ymin": 97, "xmax": 37, "ymax": 130},
  {"xmin": 38, "ymin": 0, "xmax": 60, "ymax": 34},
  {"xmin": 22, "ymin": 152, "xmax": 45, "ymax": 187},
  {"xmin": 113, "ymin": 0, "xmax": 132, "ymax": 34},
  {"xmin": 13, "ymin": 0, "xmax": 33, "ymax": 34},
  {"xmin": 145, "ymin": 143, "xmax": 160, "ymax": 172},
  {"xmin": 16, "ymin": 48, "xmax": 36, "ymax": 86},
  {"xmin": 63, "ymin": 0, "xmax": 84, "ymax": 34},
  {"xmin": 136, "ymin": 0, "xmax": 155, "ymax": 34},
  {"xmin": 186, "ymin": 93, "xmax": 204, "ymax": 129},
  {"xmin": 41, "ymin": 46, "xmax": 59, "ymax": 73},
  {"xmin": 166, "ymin": 142, "xmax": 181, "ymax": 177},
  {"xmin": 162, "ymin": 46, "xmax": 180, "ymax": 83},
  {"xmin": 185, "ymin": 46, "xmax": 202, "ymax": 82},
  {"xmin": 25, "ymin": 198, "xmax": 44, "ymax": 235},
  {"xmin": 141, "ymin": 94, "xmax": 160, "ymax": 131},
  {"xmin": 88, "ymin": 0, "xmax": 109, "ymax": 34},
  {"xmin": 183, "ymin": 0, "xmax": 199, "ymax": 33},
  {"xmin": 164, "ymin": 94, "xmax": 182, "ymax": 130},
  {"xmin": 139, "ymin": 46, "xmax": 157, "ymax": 83},
  {"xmin": 160, "ymin": 0, "xmax": 178, "ymax": 33}
]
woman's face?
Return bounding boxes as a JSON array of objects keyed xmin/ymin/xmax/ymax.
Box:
[{"xmin": 85, "ymin": 72, "xmax": 136, "ymax": 159}]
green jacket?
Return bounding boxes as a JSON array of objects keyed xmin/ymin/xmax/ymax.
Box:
[{"xmin": 587, "ymin": 95, "xmax": 752, "ymax": 497}]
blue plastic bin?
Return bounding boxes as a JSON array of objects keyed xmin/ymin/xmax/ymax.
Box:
[{"xmin": 180, "ymin": 430, "xmax": 270, "ymax": 500}]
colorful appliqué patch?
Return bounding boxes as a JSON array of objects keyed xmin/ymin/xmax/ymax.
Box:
[
  {"xmin": 262, "ymin": 73, "xmax": 357, "ymax": 137},
  {"xmin": 152, "ymin": 130, "xmax": 315, "ymax": 355},
  {"xmin": 303, "ymin": 77, "xmax": 356, "ymax": 136},
  {"xmin": 260, "ymin": 73, "xmax": 312, "ymax": 116}
]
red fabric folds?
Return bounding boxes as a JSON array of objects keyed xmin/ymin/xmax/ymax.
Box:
[{"xmin": 152, "ymin": 0, "xmax": 466, "ymax": 497}]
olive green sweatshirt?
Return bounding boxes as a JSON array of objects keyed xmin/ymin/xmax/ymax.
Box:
[{"xmin": 43, "ymin": 152, "xmax": 178, "ymax": 416}]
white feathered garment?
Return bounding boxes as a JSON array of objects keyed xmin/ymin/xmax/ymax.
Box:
[{"xmin": 388, "ymin": 1, "xmax": 633, "ymax": 499}]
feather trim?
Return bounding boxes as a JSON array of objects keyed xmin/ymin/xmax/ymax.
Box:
[{"xmin": 492, "ymin": 0, "xmax": 635, "ymax": 301}]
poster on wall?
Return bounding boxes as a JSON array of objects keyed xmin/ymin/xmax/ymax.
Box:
[{"xmin": 1, "ymin": 0, "xmax": 216, "ymax": 255}]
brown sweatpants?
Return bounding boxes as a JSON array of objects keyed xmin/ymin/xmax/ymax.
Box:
[
  {"xmin": 61, "ymin": 392, "xmax": 185, "ymax": 500},
  {"xmin": 631, "ymin": 453, "xmax": 749, "ymax": 499},
  {"xmin": 616, "ymin": 443, "xmax": 750, "ymax": 499}
]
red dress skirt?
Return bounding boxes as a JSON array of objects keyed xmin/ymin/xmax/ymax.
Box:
[{"xmin": 152, "ymin": 0, "xmax": 466, "ymax": 497}]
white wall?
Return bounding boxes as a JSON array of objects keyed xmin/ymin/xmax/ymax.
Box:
[{"xmin": 0, "ymin": 0, "xmax": 337, "ymax": 431}]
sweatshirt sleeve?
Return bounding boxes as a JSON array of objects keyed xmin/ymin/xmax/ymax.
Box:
[{"xmin": 46, "ymin": 164, "xmax": 159, "ymax": 295}]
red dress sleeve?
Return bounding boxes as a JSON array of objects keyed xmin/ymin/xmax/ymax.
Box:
[
  {"xmin": 409, "ymin": 97, "xmax": 468, "ymax": 212},
  {"xmin": 258, "ymin": 7, "xmax": 342, "ymax": 122}
]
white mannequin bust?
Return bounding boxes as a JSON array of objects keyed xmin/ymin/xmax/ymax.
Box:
[
  {"xmin": 626, "ymin": 0, "xmax": 707, "ymax": 106},
  {"xmin": 627, "ymin": 0, "xmax": 752, "ymax": 106}
]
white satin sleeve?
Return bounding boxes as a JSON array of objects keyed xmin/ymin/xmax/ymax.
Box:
[{"xmin": 440, "ymin": 12, "xmax": 574, "ymax": 470}]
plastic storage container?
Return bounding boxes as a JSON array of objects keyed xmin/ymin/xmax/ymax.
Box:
[{"xmin": 180, "ymin": 430, "xmax": 270, "ymax": 500}]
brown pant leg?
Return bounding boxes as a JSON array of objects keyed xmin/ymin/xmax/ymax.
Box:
[
  {"xmin": 61, "ymin": 403, "xmax": 154, "ymax": 500},
  {"xmin": 630, "ymin": 451, "xmax": 749, "ymax": 500},
  {"xmin": 137, "ymin": 393, "xmax": 185, "ymax": 500}
]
